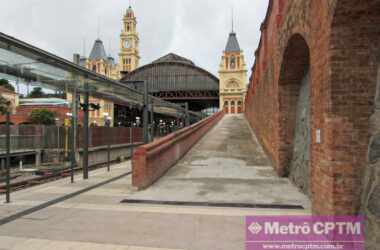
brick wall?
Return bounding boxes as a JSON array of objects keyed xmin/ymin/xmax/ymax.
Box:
[
  {"xmin": 245, "ymin": 0, "xmax": 380, "ymax": 222},
  {"xmin": 0, "ymin": 105, "xmax": 84, "ymax": 125},
  {"xmin": 132, "ymin": 112, "xmax": 224, "ymax": 190}
]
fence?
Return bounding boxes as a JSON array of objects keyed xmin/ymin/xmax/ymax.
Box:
[{"xmin": 0, "ymin": 125, "xmax": 143, "ymax": 153}]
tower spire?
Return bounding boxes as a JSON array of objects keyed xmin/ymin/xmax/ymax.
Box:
[
  {"xmin": 82, "ymin": 38, "xmax": 86, "ymax": 57},
  {"xmin": 97, "ymin": 17, "xmax": 100, "ymax": 39},
  {"xmin": 231, "ymin": 7, "xmax": 234, "ymax": 33}
]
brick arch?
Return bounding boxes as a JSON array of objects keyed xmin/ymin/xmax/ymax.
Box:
[
  {"xmin": 277, "ymin": 34, "xmax": 310, "ymax": 176},
  {"xmin": 312, "ymin": 0, "xmax": 380, "ymax": 216}
]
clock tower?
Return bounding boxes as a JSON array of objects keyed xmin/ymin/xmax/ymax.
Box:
[
  {"xmin": 119, "ymin": 5, "xmax": 140, "ymax": 74},
  {"xmin": 218, "ymin": 30, "xmax": 247, "ymax": 114}
]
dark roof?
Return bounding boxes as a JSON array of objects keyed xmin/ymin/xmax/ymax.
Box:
[
  {"xmin": 152, "ymin": 53, "xmax": 195, "ymax": 65},
  {"xmin": 121, "ymin": 53, "xmax": 219, "ymax": 92},
  {"xmin": 225, "ymin": 32, "xmax": 241, "ymax": 52},
  {"xmin": 89, "ymin": 39, "xmax": 107, "ymax": 60}
]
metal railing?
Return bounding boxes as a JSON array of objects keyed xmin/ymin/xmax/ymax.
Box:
[{"xmin": 0, "ymin": 125, "xmax": 144, "ymax": 154}]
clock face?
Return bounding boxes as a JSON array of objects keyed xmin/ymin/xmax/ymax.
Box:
[{"xmin": 124, "ymin": 40, "xmax": 130, "ymax": 48}]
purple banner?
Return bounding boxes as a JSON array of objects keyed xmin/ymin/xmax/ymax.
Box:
[{"xmin": 246, "ymin": 216, "xmax": 364, "ymax": 250}]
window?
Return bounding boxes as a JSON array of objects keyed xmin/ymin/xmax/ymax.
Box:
[
  {"xmin": 230, "ymin": 56, "xmax": 236, "ymax": 69},
  {"xmin": 224, "ymin": 101, "xmax": 228, "ymax": 107}
]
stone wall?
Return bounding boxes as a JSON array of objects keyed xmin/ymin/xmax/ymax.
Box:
[
  {"xmin": 361, "ymin": 64, "xmax": 380, "ymax": 250},
  {"xmin": 288, "ymin": 72, "xmax": 311, "ymax": 195}
]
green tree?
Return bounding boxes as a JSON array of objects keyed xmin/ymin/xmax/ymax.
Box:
[
  {"xmin": 0, "ymin": 79, "xmax": 15, "ymax": 92},
  {"xmin": 0, "ymin": 95, "xmax": 10, "ymax": 115},
  {"xmin": 28, "ymin": 87, "xmax": 45, "ymax": 98},
  {"xmin": 28, "ymin": 109, "xmax": 56, "ymax": 125}
]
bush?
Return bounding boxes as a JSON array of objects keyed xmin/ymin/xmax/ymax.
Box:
[{"xmin": 29, "ymin": 109, "xmax": 56, "ymax": 125}]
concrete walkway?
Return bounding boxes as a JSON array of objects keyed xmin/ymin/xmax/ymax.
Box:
[
  {"xmin": 0, "ymin": 161, "xmax": 308, "ymax": 250},
  {"xmin": 127, "ymin": 114, "xmax": 310, "ymax": 209},
  {"xmin": 0, "ymin": 115, "xmax": 310, "ymax": 250},
  {"xmin": 0, "ymin": 163, "xmax": 132, "ymax": 223}
]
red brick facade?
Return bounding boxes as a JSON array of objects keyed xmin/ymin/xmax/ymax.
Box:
[{"xmin": 245, "ymin": 0, "xmax": 380, "ymax": 215}]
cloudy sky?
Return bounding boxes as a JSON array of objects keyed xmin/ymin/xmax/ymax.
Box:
[{"xmin": 0, "ymin": 0, "xmax": 268, "ymax": 77}]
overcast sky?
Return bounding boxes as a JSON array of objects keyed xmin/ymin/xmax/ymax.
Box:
[{"xmin": 0, "ymin": 0, "xmax": 268, "ymax": 77}]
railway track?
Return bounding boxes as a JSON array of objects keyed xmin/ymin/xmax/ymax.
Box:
[{"xmin": 0, "ymin": 160, "xmax": 121, "ymax": 194}]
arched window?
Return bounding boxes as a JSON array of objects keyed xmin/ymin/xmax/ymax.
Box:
[
  {"xmin": 230, "ymin": 56, "xmax": 236, "ymax": 69},
  {"xmin": 92, "ymin": 65, "xmax": 97, "ymax": 72},
  {"xmin": 224, "ymin": 101, "xmax": 228, "ymax": 107}
]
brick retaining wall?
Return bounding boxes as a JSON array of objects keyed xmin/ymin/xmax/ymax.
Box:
[{"xmin": 132, "ymin": 112, "xmax": 224, "ymax": 190}]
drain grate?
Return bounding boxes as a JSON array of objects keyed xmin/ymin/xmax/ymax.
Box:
[{"xmin": 121, "ymin": 199, "xmax": 304, "ymax": 210}]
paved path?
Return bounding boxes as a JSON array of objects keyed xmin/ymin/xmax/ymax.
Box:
[
  {"xmin": 0, "ymin": 163, "xmax": 132, "ymax": 223},
  {"xmin": 0, "ymin": 163, "xmax": 308, "ymax": 250},
  {"xmin": 127, "ymin": 115, "xmax": 310, "ymax": 209},
  {"xmin": 0, "ymin": 115, "xmax": 310, "ymax": 250}
]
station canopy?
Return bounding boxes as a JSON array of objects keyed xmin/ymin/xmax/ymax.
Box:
[{"xmin": 0, "ymin": 33, "xmax": 202, "ymax": 119}]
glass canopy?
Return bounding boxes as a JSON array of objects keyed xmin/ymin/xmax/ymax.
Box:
[{"xmin": 0, "ymin": 32, "xmax": 201, "ymax": 119}]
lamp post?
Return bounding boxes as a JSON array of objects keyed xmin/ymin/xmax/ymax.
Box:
[{"xmin": 103, "ymin": 113, "xmax": 112, "ymax": 172}]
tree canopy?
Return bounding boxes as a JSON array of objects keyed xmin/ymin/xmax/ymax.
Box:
[
  {"xmin": 28, "ymin": 109, "xmax": 56, "ymax": 125},
  {"xmin": 0, "ymin": 79, "xmax": 15, "ymax": 92},
  {"xmin": 27, "ymin": 87, "xmax": 45, "ymax": 98}
]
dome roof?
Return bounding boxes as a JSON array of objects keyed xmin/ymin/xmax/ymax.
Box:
[
  {"xmin": 121, "ymin": 53, "xmax": 219, "ymax": 92},
  {"xmin": 152, "ymin": 53, "xmax": 195, "ymax": 65}
]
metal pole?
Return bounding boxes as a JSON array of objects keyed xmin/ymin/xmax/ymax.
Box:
[
  {"xmin": 57, "ymin": 125, "xmax": 60, "ymax": 150},
  {"xmin": 129, "ymin": 126, "xmax": 133, "ymax": 156},
  {"xmin": 150, "ymin": 99, "xmax": 154, "ymax": 142},
  {"xmin": 143, "ymin": 81, "xmax": 149, "ymax": 144},
  {"xmin": 83, "ymin": 83, "xmax": 89, "ymax": 179},
  {"xmin": 70, "ymin": 90, "xmax": 78, "ymax": 183},
  {"xmin": 185, "ymin": 103, "xmax": 190, "ymax": 127},
  {"xmin": 5, "ymin": 111, "xmax": 11, "ymax": 203},
  {"xmin": 70, "ymin": 114, "xmax": 75, "ymax": 183},
  {"xmin": 106, "ymin": 119, "xmax": 111, "ymax": 172}
]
